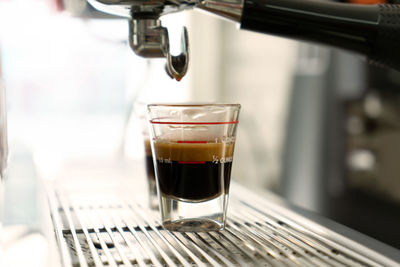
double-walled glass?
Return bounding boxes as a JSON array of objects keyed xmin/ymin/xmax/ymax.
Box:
[{"xmin": 148, "ymin": 103, "xmax": 240, "ymax": 232}]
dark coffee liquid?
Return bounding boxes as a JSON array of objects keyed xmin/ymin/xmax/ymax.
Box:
[
  {"xmin": 145, "ymin": 155, "xmax": 155, "ymax": 181},
  {"xmin": 153, "ymin": 141, "xmax": 235, "ymax": 202},
  {"xmin": 156, "ymin": 160, "xmax": 232, "ymax": 201},
  {"xmin": 144, "ymin": 139, "xmax": 155, "ymax": 181}
]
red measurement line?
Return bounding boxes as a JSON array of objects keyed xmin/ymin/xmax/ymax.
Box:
[
  {"xmin": 177, "ymin": 141, "xmax": 207, "ymax": 144},
  {"xmin": 178, "ymin": 161, "xmax": 206, "ymax": 164},
  {"xmin": 150, "ymin": 120, "xmax": 238, "ymax": 125}
]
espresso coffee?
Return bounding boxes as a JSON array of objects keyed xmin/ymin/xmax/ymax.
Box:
[
  {"xmin": 144, "ymin": 139, "xmax": 155, "ymax": 181},
  {"xmin": 156, "ymin": 160, "xmax": 232, "ymax": 201},
  {"xmin": 145, "ymin": 155, "xmax": 155, "ymax": 181},
  {"xmin": 153, "ymin": 141, "xmax": 235, "ymax": 202},
  {"xmin": 144, "ymin": 138, "xmax": 158, "ymax": 209}
]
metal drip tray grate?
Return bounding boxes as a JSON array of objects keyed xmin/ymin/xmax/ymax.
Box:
[{"xmin": 46, "ymin": 183, "xmax": 398, "ymax": 267}]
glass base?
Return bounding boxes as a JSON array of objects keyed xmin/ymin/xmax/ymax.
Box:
[
  {"xmin": 160, "ymin": 193, "xmax": 227, "ymax": 232},
  {"xmin": 162, "ymin": 218, "xmax": 223, "ymax": 232},
  {"xmin": 148, "ymin": 179, "xmax": 159, "ymax": 210}
]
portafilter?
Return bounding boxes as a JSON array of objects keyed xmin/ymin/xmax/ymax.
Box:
[{"xmin": 86, "ymin": 0, "xmax": 400, "ymax": 80}]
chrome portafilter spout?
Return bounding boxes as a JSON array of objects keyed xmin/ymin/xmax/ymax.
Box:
[
  {"xmin": 128, "ymin": 17, "xmax": 189, "ymax": 81},
  {"xmin": 86, "ymin": 0, "xmax": 194, "ymax": 80},
  {"xmin": 85, "ymin": 0, "xmax": 243, "ymax": 81},
  {"xmin": 122, "ymin": 0, "xmax": 240, "ymax": 80}
]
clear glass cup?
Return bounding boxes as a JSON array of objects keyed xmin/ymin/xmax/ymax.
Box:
[{"xmin": 147, "ymin": 103, "xmax": 240, "ymax": 232}]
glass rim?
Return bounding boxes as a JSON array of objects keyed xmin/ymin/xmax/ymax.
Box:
[
  {"xmin": 147, "ymin": 103, "xmax": 241, "ymax": 108},
  {"xmin": 149, "ymin": 120, "xmax": 239, "ymax": 125},
  {"xmin": 148, "ymin": 103, "xmax": 240, "ymax": 125}
]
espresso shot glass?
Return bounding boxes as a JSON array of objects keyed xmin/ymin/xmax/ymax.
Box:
[{"xmin": 148, "ymin": 103, "xmax": 240, "ymax": 232}]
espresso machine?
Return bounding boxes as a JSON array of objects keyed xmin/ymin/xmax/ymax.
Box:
[
  {"xmin": 3, "ymin": 0, "xmax": 400, "ymax": 266},
  {"xmin": 78, "ymin": 0, "xmax": 400, "ymax": 80},
  {"xmin": 80, "ymin": 0, "xmax": 400, "ymax": 244}
]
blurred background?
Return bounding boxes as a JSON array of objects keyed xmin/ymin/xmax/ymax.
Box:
[
  {"xmin": 1, "ymin": 0, "xmax": 400, "ymax": 260},
  {"xmin": 0, "ymin": 0, "xmax": 293, "ymax": 192}
]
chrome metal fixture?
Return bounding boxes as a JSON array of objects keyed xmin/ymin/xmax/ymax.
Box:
[
  {"xmin": 47, "ymin": 182, "xmax": 400, "ymax": 266},
  {"xmin": 86, "ymin": 0, "xmax": 243, "ymax": 80},
  {"xmin": 86, "ymin": 0, "xmax": 400, "ymax": 80}
]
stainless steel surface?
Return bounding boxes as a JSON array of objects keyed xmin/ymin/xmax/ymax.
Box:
[
  {"xmin": 128, "ymin": 19, "xmax": 189, "ymax": 80},
  {"xmin": 129, "ymin": 19, "xmax": 166, "ymax": 58},
  {"xmin": 85, "ymin": 0, "xmax": 243, "ymax": 79},
  {"xmin": 46, "ymin": 181, "xmax": 399, "ymax": 267},
  {"xmin": 196, "ymin": 0, "xmax": 243, "ymax": 22},
  {"xmin": 87, "ymin": 0, "xmax": 243, "ymax": 20},
  {"xmin": 86, "ymin": 0, "xmax": 198, "ymax": 80}
]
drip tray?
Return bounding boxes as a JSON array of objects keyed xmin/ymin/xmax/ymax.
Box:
[{"xmin": 46, "ymin": 182, "xmax": 399, "ymax": 267}]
